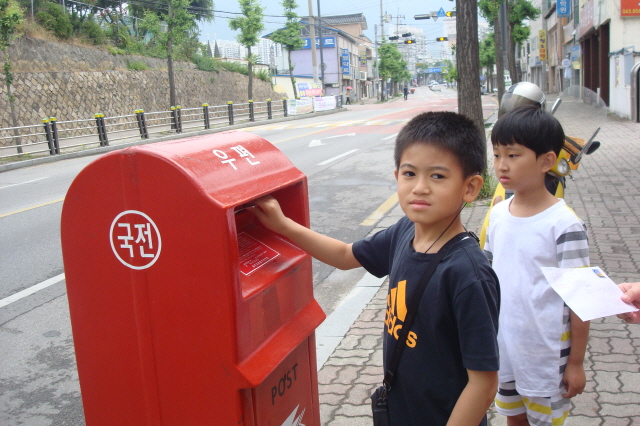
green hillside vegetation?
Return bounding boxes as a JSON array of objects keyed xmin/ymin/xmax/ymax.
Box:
[{"xmin": 15, "ymin": 0, "xmax": 269, "ymax": 82}]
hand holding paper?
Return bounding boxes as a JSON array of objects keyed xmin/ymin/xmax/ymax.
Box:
[
  {"xmin": 618, "ymin": 282, "xmax": 640, "ymax": 324},
  {"xmin": 541, "ymin": 267, "xmax": 639, "ymax": 322}
]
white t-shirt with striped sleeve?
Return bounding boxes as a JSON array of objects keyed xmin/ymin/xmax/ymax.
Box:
[{"xmin": 484, "ymin": 198, "xmax": 590, "ymax": 397}]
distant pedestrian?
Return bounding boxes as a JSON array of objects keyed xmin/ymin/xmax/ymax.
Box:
[
  {"xmin": 403, "ymin": 86, "xmax": 408, "ymax": 100},
  {"xmin": 618, "ymin": 282, "xmax": 640, "ymax": 323},
  {"xmin": 345, "ymin": 89, "xmax": 351, "ymax": 105},
  {"xmin": 249, "ymin": 111, "xmax": 499, "ymax": 426}
]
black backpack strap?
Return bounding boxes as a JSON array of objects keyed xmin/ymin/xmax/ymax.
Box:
[{"xmin": 382, "ymin": 232, "xmax": 470, "ymax": 389}]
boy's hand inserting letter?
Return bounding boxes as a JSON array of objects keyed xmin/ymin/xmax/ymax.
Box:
[{"xmin": 250, "ymin": 195, "xmax": 293, "ymax": 235}]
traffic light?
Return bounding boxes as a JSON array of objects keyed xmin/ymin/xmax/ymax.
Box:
[
  {"xmin": 402, "ymin": 32, "xmax": 412, "ymax": 37},
  {"xmin": 389, "ymin": 36, "xmax": 399, "ymax": 41},
  {"xmin": 404, "ymin": 39, "xmax": 416, "ymax": 44},
  {"xmin": 445, "ymin": 11, "xmax": 456, "ymax": 17},
  {"xmin": 414, "ymin": 14, "xmax": 431, "ymax": 20},
  {"xmin": 436, "ymin": 37, "xmax": 448, "ymax": 42}
]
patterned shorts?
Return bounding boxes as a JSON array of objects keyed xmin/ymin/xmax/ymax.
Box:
[{"xmin": 494, "ymin": 381, "xmax": 571, "ymax": 426}]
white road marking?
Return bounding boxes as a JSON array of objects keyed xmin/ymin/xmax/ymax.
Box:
[
  {"xmin": 382, "ymin": 133, "xmax": 398, "ymax": 141},
  {"xmin": 0, "ymin": 273, "xmax": 65, "ymax": 308},
  {"xmin": 0, "ymin": 177, "xmax": 48, "ymax": 189},
  {"xmin": 317, "ymin": 149, "xmax": 359, "ymax": 166}
]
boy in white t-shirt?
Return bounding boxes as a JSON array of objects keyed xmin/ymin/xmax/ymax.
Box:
[{"xmin": 484, "ymin": 105, "xmax": 590, "ymax": 426}]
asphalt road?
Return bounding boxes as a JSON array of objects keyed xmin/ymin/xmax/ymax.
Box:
[{"xmin": 0, "ymin": 86, "xmax": 487, "ymax": 425}]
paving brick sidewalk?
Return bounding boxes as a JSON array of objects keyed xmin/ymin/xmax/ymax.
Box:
[{"xmin": 317, "ymin": 114, "xmax": 640, "ymax": 425}]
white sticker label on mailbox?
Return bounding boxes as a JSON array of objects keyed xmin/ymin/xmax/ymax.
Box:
[
  {"xmin": 110, "ymin": 210, "xmax": 162, "ymax": 270},
  {"xmin": 238, "ymin": 232, "xmax": 279, "ymax": 276}
]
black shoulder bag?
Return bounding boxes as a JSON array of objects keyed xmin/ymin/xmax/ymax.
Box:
[{"xmin": 370, "ymin": 233, "xmax": 471, "ymax": 426}]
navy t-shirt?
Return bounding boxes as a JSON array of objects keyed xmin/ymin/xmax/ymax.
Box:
[{"xmin": 352, "ymin": 216, "xmax": 500, "ymax": 426}]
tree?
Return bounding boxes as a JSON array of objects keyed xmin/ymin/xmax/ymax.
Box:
[
  {"xmin": 442, "ymin": 59, "xmax": 457, "ymax": 86},
  {"xmin": 479, "ymin": 0, "xmax": 506, "ymax": 102},
  {"xmin": 269, "ymin": 0, "xmax": 303, "ymax": 98},
  {"xmin": 0, "ymin": 0, "xmax": 23, "ymax": 152},
  {"xmin": 455, "ymin": 0, "xmax": 485, "ymax": 143},
  {"xmin": 35, "ymin": 2, "xmax": 73, "ymax": 39},
  {"xmin": 479, "ymin": 35, "xmax": 495, "ymax": 91},
  {"xmin": 142, "ymin": 0, "xmax": 197, "ymax": 107},
  {"xmin": 480, "ymin": 0, "xmax": 539, "ymax": 87},
  {"xmin": 229, "ymin": 0, "xmax": 265, "ymax": 101},
  {"xmin": 379, "ymin": 42, "xmax": 407, "ymax": 100},
  {"xmin": 506, "ymin": 0, "xmax": 539, "ymax": 84}
]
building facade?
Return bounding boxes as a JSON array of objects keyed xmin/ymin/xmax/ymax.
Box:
[
  {"xmin": 268, "ymin": 13, "xmax": 375, "ymax": 101},
  {"xmin": 519, "ymin": 0, "xmax": 640, "ymax": 119}
]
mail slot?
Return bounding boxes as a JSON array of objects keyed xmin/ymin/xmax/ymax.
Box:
[{"xmin": 61, "ymin": 131, "xmax": 325, "ymax": 425}]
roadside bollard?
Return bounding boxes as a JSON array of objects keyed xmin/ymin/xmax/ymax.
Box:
[
  {"xmin": 176, "ymin": 105, "xmax": 182, "ymax": 133},
  {"xmin": 267, "ymin": 99, "xmax": 272, "ymax": 120},
  {"xmin": 249, "ymin": 100, "xmax": 255, "ymax": 122},
  {"xmin": 50, "ymin": 117, "xmax": 60, "ymax": 155},
  {"xmin": 228, "ymin": 101, "xmax": 234, "ymax": 126},
  {"xmin": 95, "ymin": 113, "xmax": 109, "ymax": 147},
  {"xmin": 43, "ymin": 118, "xmax": 55, "ymax": 155},
  {"xmin": 135, "ymin": 110, "xmax": 149, "ymax": 139},
  {"xmin": 203, "ymin": 104, "xmax": 210, "ymax": 129},
  {"xmin": 283, "ymin": 98, "xmax": 288, "ymax": 117}
]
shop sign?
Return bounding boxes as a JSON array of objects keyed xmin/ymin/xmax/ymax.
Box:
[{"xmin": 538, "ymin": 29, "xmax": 547, "ymax": 61}]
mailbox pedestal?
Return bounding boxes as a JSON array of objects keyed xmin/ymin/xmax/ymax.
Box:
[{"xmin": 61, "ymin": 131, "xmax": 325, "ymax": 426}]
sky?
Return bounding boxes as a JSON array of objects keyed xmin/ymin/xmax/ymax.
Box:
[{"xmin": 197, "ymin": 0, "xmax": 456, "ymax": 46}]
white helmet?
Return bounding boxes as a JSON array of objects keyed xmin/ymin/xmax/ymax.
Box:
[{"xmin": 498, "ymin": 82, "xmax": 546, "ymax": 117}]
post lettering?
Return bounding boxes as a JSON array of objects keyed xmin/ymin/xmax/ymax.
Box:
[{"xmin": 271, "ymin": 363, "xmax": 299, "ymax": 405}]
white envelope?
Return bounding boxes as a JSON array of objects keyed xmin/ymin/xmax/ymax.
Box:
[{"xmin": 541, "ymin": 266, "xmax": 639, "ymax": 321}]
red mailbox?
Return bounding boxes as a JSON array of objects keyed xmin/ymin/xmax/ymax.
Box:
[{"xmin": 61, "ymin": 131, "xmax": 325, "ymax": 426}]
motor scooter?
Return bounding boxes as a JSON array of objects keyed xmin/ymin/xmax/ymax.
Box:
[{"xmin": 478, "ymin": 86, "xmax": 606, "ymax": 247}]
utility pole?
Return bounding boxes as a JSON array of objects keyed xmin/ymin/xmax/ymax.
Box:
[
  {"xmin": 499, "ymin": 2, "xmax": 509, "ymax": 78},
  {"xmin": 307, "ymin": 0, "xmax": 318, "ymax": 83},
  {"xmin": 379, "ymin": 0, "xmax": 385, "ymax": 41},
  {"xmin": 375, "ymin": 24, "xmax": 379, "ymax": 100},
  {"xmin": 317, "ymin": 0, "xmax": 325, "ymax": 90},
  {"xmin": 380, "ymin": 0, "xmax": 385, "ymax": 101}
]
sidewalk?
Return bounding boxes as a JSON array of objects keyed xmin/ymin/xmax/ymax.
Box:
[{"xmin": 315, "ymin": 112, "xmax": 640, "ymax": 425}]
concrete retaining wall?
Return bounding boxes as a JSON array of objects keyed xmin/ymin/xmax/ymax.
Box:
[{"xmin": 0, "ymin": 37, "xmax": 285, "ymax": 128}]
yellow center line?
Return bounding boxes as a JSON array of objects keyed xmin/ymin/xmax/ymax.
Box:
[
  {"xmin": 0, "ymin": 198, "xmax": 65, "ymax": 218},
  {"xmin": 360, "ymin": 193, "xmax": 399, "ymax": 226}
]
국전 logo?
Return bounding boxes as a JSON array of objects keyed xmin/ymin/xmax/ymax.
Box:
[
  {"xmin": 110, "ymin": 210, "xmax": 161, "ymax": 270},
  {"xmin": 385, "ymin": 280, "xmax": 418, "ymax": 348},
  {"xmin": 280, "ymin": 405, "xmax": 305, "ymax": 426}
]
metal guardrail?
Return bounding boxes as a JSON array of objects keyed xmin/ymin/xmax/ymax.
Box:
[{"xmin": 0, "ymin": 99, "xmax": 291, "ymax": 161}]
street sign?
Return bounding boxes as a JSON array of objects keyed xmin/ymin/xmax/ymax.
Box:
[
  {"xmin": 557, "ymin": 0, "xmax": 571, "ymax": 17},
  {"xmin": 437, "ymin": 7, "xmax": 446, "ymax": 17}
]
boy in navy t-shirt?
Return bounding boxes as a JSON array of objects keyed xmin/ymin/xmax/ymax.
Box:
[{"xmin": 250, "ymin": 111, "xmax": 500, "ymax": 426}]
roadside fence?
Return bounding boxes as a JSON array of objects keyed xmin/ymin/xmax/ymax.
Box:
[{"xmin": 0, "ymin": 98, "xmax": 293, "ymax": 161}]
